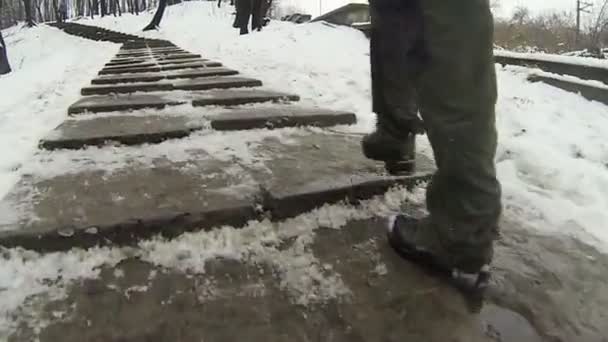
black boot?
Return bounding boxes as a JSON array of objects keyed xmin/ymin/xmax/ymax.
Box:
[
  {"xmin": 387, "ymin": 215, "xmax": 492, "ymax": 291},
  {"xmin": 362, "ymin": 117, "xmax": 417, "ymax": 175}
]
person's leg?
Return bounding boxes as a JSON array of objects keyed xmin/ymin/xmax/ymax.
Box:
[
  {"xmin": 233, "ymin": 0, "xmax": 240, "ymax": 28},
  {"xmin": 362, "ymin": 0, "xmax": 425, "ymax": 174},
  {"xmin": 237, "ymin": 0, "xmax": 251, "ymax": 34},
  {"xmin": 251, "ymin": 0, "xmax": 262, "ymax": 31},
  {"xmin": 390, "ymin": 0, "xmax": 501, "ymax": 276}
]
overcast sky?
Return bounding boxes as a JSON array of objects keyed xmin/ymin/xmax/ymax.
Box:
[
  {"xmin": 496, "ymin": 0, "xmax": 576, "ymax": 17},
  {"xmin": 283, "ymin": 0, "xmax": 582, "ymax": 18}
]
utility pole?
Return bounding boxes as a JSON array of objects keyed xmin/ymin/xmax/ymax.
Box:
[{"xmin": 576, "ymin": 0, "xmax": 593, "ymax": 46}]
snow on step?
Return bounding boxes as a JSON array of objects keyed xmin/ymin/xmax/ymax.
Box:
[
  {"xmin": 117, "ymin": 47, "xmax": 186, "ymax": 54},
  {"xmin": 171, "ymin": 77, "xmax": 262, "ymax": 91},
  {"xmin": 114, "ymin": 49, "xmax": 189, "ymax": 58},
  {"xmin": 0, "ymin": 132, "xmax": 432, "ymax": 251},
  {"xmin": 209, "ymin": 105, "xmax": 357, "ymax": 131},
  {"xmin": 82, "ymin": 76, "xmax": 262, "ymax": 96},
  {"xmin": 191, "ymin": 89, "xmax": 300, "ymax": 107},
  {"xmin": 68, "ymin": 93, "xmax": 186, "ymax": 114},
  {"xmin": 40, "ymin": 105, "xmax": 357, "ymax": 150},
  {"xmin": 68, "ymin": 89, "xmax": 299, "ymax": 114},
  {"xmin": 0, "ymin": 150, "xmax": 260, "ymax": 251},
  {"xmin": 40, "ymin": 115, "xmax": 208, "ymax": 150},
  {"xmin": 527, "ymin": 74, "xmax": 608, "ymax": 106},
  {"xmin": 109, "ymin": 53, "xmax": 201, "ymax": 64},
  {"xmin": 81, "ymin": 82, "xmax": 174, "ymax": 95},
  {"xmin": 102, "ymin": 62, "xmax": 158, "ymax": 70},
  {"xmin": 91, "ymin": 68, "xmax": 239, "ymax": 84},
  {"xmin": 105, "ymin": 58, "xmax": 210, "ymax": 69},
  {"xmin": 98, "ymin": 61, "xmax": 222, "ymax": 75}
]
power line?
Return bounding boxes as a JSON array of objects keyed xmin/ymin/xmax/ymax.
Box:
[{"xmin": 576, "ymin": 0, "xmax": 593, "ymax": 44}]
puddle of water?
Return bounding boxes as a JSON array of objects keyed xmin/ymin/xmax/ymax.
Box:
[{"xmin": 480, "ymin": 304, "xmax": 544, "ymax": 342}]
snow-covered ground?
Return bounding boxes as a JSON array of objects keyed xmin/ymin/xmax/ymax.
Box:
[
  {"xmin": 0, "ymin": 24, "xmax": 119, "ymax": 197},
  {"xmin": 0, "ymin": 1, "xmax": 607, "ymax": 337}
]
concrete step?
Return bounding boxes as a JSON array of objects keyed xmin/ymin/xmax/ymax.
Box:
[
  {"xmin": 91, "ymin": 67, "xmax": 239, "ymax": 84},
  {"xmin": 68, "ymin": 89, "xmax": 299, "ymax": 114},
  {"xmin": 40, "ymin": 106, "xmax": 357, "ymax": 150},
  {"xmin": 191, "ymin": 89, "xmax": 299, "ymax": 107},
  {"xmin": 81, "ymin": 77, "xmax": 261, "ymax": 95},
  {"xmin": 1, "ymin": 132, "xmax": 433, "ymax": 251},
  {"xmin": 98, "ymin": 61, "xmax": 222, "ymax": 75}
]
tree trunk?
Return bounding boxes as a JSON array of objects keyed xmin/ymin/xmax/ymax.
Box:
[
  {"xmin": 251, "ymin": 0, "xmax": 262, "ymax": 31},
  {"xmin": 89, "ymin": 0, "xmax": 94, "ymax": 18},
  {"xmin": 133, "ymin": 0, "xmax": 138, "ymax": 15},
  {"xmin": 23, "ymin": 0, "xmax": 36, "ymax": 26},
  {"xmin": 35, "ymin": 0, "xmax": 43, "ymax": 22},
  {"xmin": 18, "ymin": 0, "xmax": 23, "ymax": 21},
  {"xmin": 100, "ymin": 0, "xmax": 106, "ymax": 16},
  {"xmin": 0, "ymin": 2, "xmax": 12, "ymax": 76},
  {"xmin": 115, "ymin": 0, "xmax": 121, "ymax": 15},
  {"xmin": 52, "ymin": 0, "xmax": 61, "ymax": 22},
  {"xmin": 235, "ymin": 0, "xmax": 251, "ymax": 35},
  {"xmin": 142, "ymin": 0, "xmax": 165, "ymax": 30}
]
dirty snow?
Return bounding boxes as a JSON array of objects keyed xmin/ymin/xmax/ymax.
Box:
[{"xmin": 0, "ymin": 187, "xmax": 424, "ymax": 337}]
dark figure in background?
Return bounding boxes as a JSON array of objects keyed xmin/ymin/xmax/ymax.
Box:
[
  {"xmin": 234, "ymin": 0, "xmax": 252, "ymax": 34},
  {"xmin": 251, "ymin": 0, "xmax": 263, "ymax": 31},
  {"xmin": 234, "ymin": 0, "xmax": 266, "ymax": 35},
  {"xmin": 0, "ymin": 31, "xmax": 11, "ymax": 75},
  {"xmin": 60, "ymin": 1, "xmax": 68, "ymax": 22},
  {"xmin": 363, "ymin": 0, "xmax": 502, "ymax": 290}
]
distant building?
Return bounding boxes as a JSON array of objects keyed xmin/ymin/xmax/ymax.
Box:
[{"xmin": 311, "ymin": 3, "xmax": 369, "ymax": 27}]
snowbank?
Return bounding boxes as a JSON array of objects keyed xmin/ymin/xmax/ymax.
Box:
[
  {"xmin": 495, "ymin": 49, "xmax": 608, "ymax": 70},
  {"xmin": 0, "ymin": 24, "xmax": 119, "ymax": 198}
]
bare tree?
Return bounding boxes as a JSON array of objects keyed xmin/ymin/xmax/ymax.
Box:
[
  {"xmin": 0, "ymin": 0, "xmax": 11, "ymax": 75},
  {"xmin": 23, "ymin": 0, "xmax": 35, "ymax": 26},
  {"xmin": 511, "ymin": 6, "xmax": 530, "ymax": 26},
  {"xmin": 34, "ymin": 0, "xmax": 43, "ymax": 21},
  {"xmin": 142, "ymin": 0, "xmax": 165, "ymax": 30}
]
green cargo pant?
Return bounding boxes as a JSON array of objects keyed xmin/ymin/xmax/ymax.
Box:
[{"xmin": 370, "ymin": 0, "xmax": 502, "ymax": 255}]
